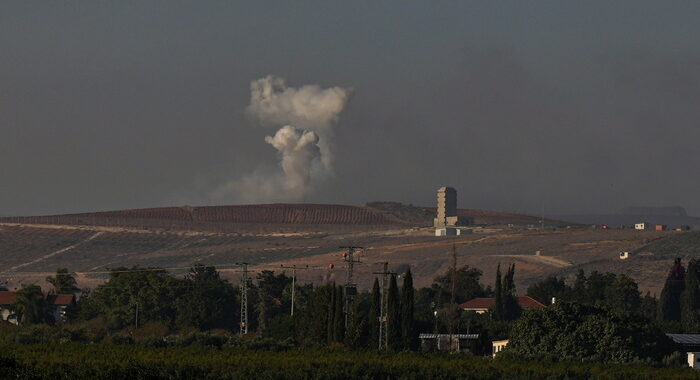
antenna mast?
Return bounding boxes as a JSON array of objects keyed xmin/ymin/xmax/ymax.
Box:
[{"xmin": 340, "ymin": 246, "xmax": 362, "ymax": 328}]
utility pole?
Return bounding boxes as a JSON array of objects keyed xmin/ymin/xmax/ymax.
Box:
[
  {"xmin": 450, "ymin": 243, "xmax": 457, "ymax": 351},
  {"xmin": 373, "ymin": 262, "xmax": 395, "ymax": 350},
  {"xmin": 237, "ymin": 262, "xmax": 250, "ymax": 334},
  {"xmin": 340, "ymin": 246, "xmax": 362, "ymax": 329},
  {"xmin": 281, "ymin": 264, "xmax": 312, "ymax": 316}
]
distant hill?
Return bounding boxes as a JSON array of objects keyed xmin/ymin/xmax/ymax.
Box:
[
  {"xmin": 0, "ymin": 203, "xmax": 563, "ymax": 232},
  {"xmin": 0, "ymin": 204, "xmax": 408, "ymax": 231},
  {"xmin": 619, "ymin": 206, "xmax": 687, "ymax": 217}
]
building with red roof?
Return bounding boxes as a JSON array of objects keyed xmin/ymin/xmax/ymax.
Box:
[
  {"xmin": 460, "ymin": 296, "xmax": 545, "ymax": 314},
  {"xmin": 0, "ymin": 290, "xmax": 75, "ymax": 325}
]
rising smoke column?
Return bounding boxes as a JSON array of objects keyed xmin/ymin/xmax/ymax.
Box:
[{"xmin": 211, "ymin": 76, "xmax": 351, "ymax": 203}]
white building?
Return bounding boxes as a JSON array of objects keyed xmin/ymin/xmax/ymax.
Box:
[
  {"xmin": 635, "ymin": 222, "xmax": 650, "ymax": 230},
  {"xmin": 688, "ymin": 352, "xmax": 700, "ymax": 369},
  {"xmin": 492, "ymin": 339, "xmax": 509, "ymax": 357},
  {"xmin": 619, "ymin": 251, "xmax": 630, "ymax": 260}
]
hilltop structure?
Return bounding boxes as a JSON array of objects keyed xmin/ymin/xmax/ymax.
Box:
[{"xmin": 434, "ymin": 186, "xmax": 473, "ymax": 236}]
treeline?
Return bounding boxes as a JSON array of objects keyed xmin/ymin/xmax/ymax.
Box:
[
  {"xmin": 6, "ymin": 263, "xmax": 508, "ymax": 352},
  {"xmin": 525, "ymin": 257, "xmax": 700, "ymax": 333},
  {"xmin": 3, "ymin": 258, "xmax": 697, "ymax": 366}
]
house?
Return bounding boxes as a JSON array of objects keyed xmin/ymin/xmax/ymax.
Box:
[
  {"xmin": 634, "ymin": 222, "xmax": 649, "ymax": 230},
  {"xmin": 0, "ymin": 291, "xmax": 18, "ymax": 325},
  {"xmin": 418, "ymin": 333, "xmax": 479, "ymax": 353},
  {"xmin": 666, "ymin": 334, "xmax": 700, "ymax": 369},
  {"xmin": 492, "ymin": 339, "xmax": 509, "ymax": 357},
  {"xmin": 619, "ymin": 251, "xmax": 630, "ymax": 260},
  {"xmin": 460, "ymin": 296, "xmax": 546, "ymax": 314},
  {"xmin": 0, "ymin": 290, "xmax": 75, "ymax": 325},
  {"xmin": 46, "ymin": 293, "xmax": 76, "ymax": 323},
  {"xmin": 655, "ymin": 224, "xmax": 667, "ymax": 231}
]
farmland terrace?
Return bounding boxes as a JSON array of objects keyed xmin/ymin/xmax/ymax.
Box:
[{"xmin": 0, "ymin": 204, "xmax": 695, "ymax": 295}]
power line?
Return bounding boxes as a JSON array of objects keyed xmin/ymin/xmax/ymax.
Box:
[
  {"xmin": 236, "ymin": 262, "xmax": 250, "ymax": 335},
  {"xmin": 340, "ymin": 246, "xmax": 362, "ymax": 329},
  {"xmin": 373, "ymin": 261, "xmax": 395, "ymax": 350}
]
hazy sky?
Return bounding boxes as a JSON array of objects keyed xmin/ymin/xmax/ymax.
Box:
[{"xmin": 2, "ymin": 1, "xmax": 700, "ymax": 216}]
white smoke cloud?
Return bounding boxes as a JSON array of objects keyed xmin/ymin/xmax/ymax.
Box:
[
  {"xmin": 247, "ymin": 75, "xmax": 351, "ymax": 132},
  {"xmin": 211, "ymin": 76, "xmax": 351, "ymax": 204}
]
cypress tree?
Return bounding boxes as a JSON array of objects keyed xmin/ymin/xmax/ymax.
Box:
[
  {"xmin": 369, "ymin": 278, "xmax": 381, "ymax": 348},
  {"xmin": 333, "ymin": 285, "xmax": 345, "ymax": 342},
  {"xmin": 682, "ymin": 259, "xmax": 700, "ymax": 331},
  {"xmin": 400, "ymin": 269, "xmax": 416, "ymax": 350},
  {"xmin": 327, "ymin": 283, "xmax": 336, "ymax": 343},
  {"xmin": 502, "ymin": 264, "xmax": 522, "ymax": 321},
  {"xmin": 493, "ymin": 264, "xmax": 503, "ymax": 320},
  {"xmin": 659, "ymin": 258, "xmax": 685, "ymax": 322},
  {"xmin": 386, "ymin": 274, "xmax": 401, "ymax": 350}
]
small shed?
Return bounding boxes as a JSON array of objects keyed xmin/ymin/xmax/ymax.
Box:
[
  {"xmin": 619, "ymin": 251, "xmax": 630, "ymax": 260},
  {"xmin": 635, "ymin": 222, "xmax": 649, "ymax": 230},
  {"xmin": 655, "ymin": 224, "xmax": 667, "ymax": 231},
  {"xmin": 419, "ymin": 333, "xmax": 479, "ymax": 353},
  {"xmin": 492, "ymin": 339, "xmax": 509, "ymax": 357},
  {"xmin": 688, "ymin": 352, "xmax": 700, "ymax": 369}
]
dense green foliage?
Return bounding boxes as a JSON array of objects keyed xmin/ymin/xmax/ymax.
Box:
[
  {"xmin": 46, "ymin": 268, "xmax": 80, "ymax": 295},
  {"xmin": 13, "ymin": 285, "xmax": 47, "ymax": 325},
  {"xmin": 175, "ymin": 264, "xmax": 237, "ymax": 330},
  {"xmin": 507, "ymin": 302, "xmax": 675, "ymax": 363},
  {"xmin": 659, "ymin": 258, "xmax": 686, "ymax": 322},
  {"xmin": 682, "ymin": 260, "xmax": 700, "ymax": 332},
  {"xmin": 400, "ymin": 269, "xmax": 416, "ymax": 350},
  {"xmin": 526, "ymin": 270, "xmax": 649, "ymax": 319},
  {"xmin": 493, "ymin": 264, "xmax": 521, "ymax": 321},
  {"xmin": 1, "ymin": 343, "xmax": 699, "ymax": 380}
]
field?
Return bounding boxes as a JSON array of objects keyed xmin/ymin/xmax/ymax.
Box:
[
  {"xmin": 0, "ymin": 203, "xmax": 696, "ymax": 294},
  {"xmin": 1, "ymin": 343, "xmax": 699, "ymax": 380}
]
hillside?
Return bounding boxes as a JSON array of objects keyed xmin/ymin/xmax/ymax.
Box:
[
  {"xmin": 1, "ymin": 203, "xmax": 695, "ymax": 296},
  {"xmin": 0, "ymin": 204, "xmax": 408, "ymax": 232},
  {"xmin": 0, "ymin": 203, "xmax": 566, "ymax": 232}
]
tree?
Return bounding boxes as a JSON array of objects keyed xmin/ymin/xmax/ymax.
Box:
[
  {"xmin": 526, "ymin": 275, "xmax": 570, "ymax": 305},
  {"xmin": 493, "ymin": 264, "xmax": 504, "ymax": 320},
  {"xmin": 332, "ymin": 285, "xmax": 345, "ymax": 342},
  {"xmin": 80, "ymin": 267, "xmax": 178, "ymax": 329},
  {"xmin": 507, "ymin": 302, "xmax": 675, "ymax": 363},
  {"xmin": 603, "ymin": 274, "xmax": 641, "ymax": 316},
  {"xmin": 13, "ymin": 284, "xmax": 47, "ymax": 325},
  {"xmin": 432, "ymin": 265, "xmax": 487, "ymax": 306},
  {"xmin": 327, "ymin": 283, "xmax": 336, "ymax": 343},
  {"xmin": 386, "ymin": 274, "xmax": 401, "ymax": 350},
  {"xmin": 46, "ymin": 268, "xmax": 80, "ymax": 295},
  {"xmin": 682, "ymin": 259, "xmax": 700, "ymax": 332},
  {"xmin": 368, "ymin": 278, "xmax": 381, "ymax": 348},
  {"xmin": 501, "ymin": 264, "xmax": 521, "ymax": 321},
  {"xmin": 571, "ymin": 269, "xmax": 587, "ymax": 303},
  {"xmin": 345, "ymin": 293, "xmax": 370, "ymax": 348},
  {"xmin": 255, "ymin": 270, "xmax": 292, "ymax": 330},
  {"xmin": 659, "ymin": 258, "xmax": 685, "ymax": 322},
  {"xmin": 400, "ymin": 269, "xmax": 416, "ymax": 350},
  {"xmin": 175, "ymin": 264, "xmax": 237, "ymax": 331}
]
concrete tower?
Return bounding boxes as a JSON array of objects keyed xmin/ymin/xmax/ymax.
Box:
[{"xmin": 434, "ymin": 186, "xmax": 457, "ymax": 228}]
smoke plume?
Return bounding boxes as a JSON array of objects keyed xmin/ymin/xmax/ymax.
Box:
[{"xmin": 211, "ymin": 76, "xmax": 351, "ymax": 203}]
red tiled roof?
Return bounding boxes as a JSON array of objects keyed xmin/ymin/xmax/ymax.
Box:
[
  {"xmin": 0, "ymin": 291, "xmax": 16, "ymax": 305},
  {"xmin": 0, "ymin": 291, "xmax": 75, "ymax": 306},
  {"xmin": 460, "ymin": 296, "xmax": 546, "ymax": 310},
  {"xmin": 46, "ymin": 294, "xmax": 75, "ymax": 306}
]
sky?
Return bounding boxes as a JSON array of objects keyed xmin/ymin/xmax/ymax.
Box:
[{"xmin": 1, "ymin": 1, "xmax": 700, "ymax": 216}]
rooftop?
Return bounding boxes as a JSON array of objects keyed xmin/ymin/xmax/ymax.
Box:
[{"xmin": 460, "ymin": 296, "xmax": 546, "ymax": 310}]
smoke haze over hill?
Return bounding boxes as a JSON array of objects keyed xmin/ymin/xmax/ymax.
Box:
[{"xmin": 2, "ymin": 2, "xmax": 700, "ymax": 216}]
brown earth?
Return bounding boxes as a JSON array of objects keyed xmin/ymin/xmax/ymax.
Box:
[{"xmin": 0, "ymin": 218, "xmax": 684, "ymax": 296}]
